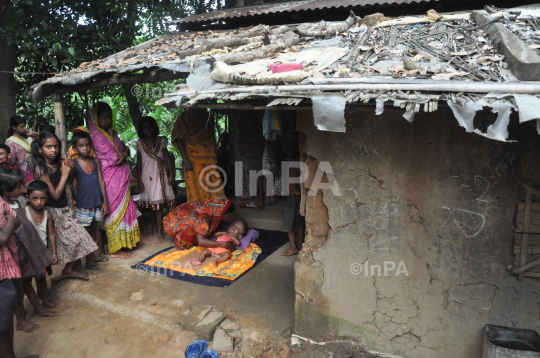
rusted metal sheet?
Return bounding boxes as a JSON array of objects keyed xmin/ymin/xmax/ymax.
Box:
[{"xmin": 172, "ymin": 0, "xmax": 435, "ymax": 25}]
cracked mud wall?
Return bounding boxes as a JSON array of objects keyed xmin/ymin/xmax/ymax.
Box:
[{"xmin": 294, "ymin": 106, "xmax": 540, "ymax": 358}]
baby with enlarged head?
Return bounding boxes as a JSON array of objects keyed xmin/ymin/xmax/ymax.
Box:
[{"xmin": 191, "ymin": 219, "xmax": 247, "ymax": 267}]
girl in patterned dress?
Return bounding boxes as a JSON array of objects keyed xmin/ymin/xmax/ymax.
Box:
[
  {"xmin": 32, "ymin": 131, "xmax": 98, "ymax": 280},
  {"xmin": 136, "ymin": 116, "xmax": 175, "ymax": 243},
  {"xmin": 0, "ymin": 168, "xmax": 36, "ymax": 357}
]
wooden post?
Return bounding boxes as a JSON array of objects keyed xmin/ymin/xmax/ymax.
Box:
[
  {"xmin": 521, "ymin": 182, "xmax": 540, "ymax": 200},
  {"xmin": 519, "ymin": 183, "xmax": 533, "ymax": 281},
  {"xmin": 53, "ymin": 93, "xmax": 74, "ymax": 210}
]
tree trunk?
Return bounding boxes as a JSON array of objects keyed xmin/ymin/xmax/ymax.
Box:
[
  {"xmin": 121, "ymin": 0, "xmax": 143, "ymax": 133},
  {"xmin": 0, "ymin": 1, "xmax": 16, "ymax": 142},
  {"xmin": 123, "ymin": 84, "xmax": 143, "ymax": 132}
]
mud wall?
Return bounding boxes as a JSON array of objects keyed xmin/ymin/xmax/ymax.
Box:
[{"xmin": 294, "ymin": 106, "xmax": 540, "ymax": 358}]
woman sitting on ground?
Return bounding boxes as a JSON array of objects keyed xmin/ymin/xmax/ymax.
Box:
[{"xmin": 163, "ymin": 197, "xmax": 236, "ymax": 253}]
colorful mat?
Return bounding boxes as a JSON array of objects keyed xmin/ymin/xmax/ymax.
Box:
[{"xmin": 131, "ymin": 229, "xmax": 289, "ymax": 287}]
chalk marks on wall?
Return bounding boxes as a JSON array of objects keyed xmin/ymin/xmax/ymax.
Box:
[
  {"xmin": 361, "ymin": 200, "xmax": 401, "ymax": 252},
  {"xmin": 334, "ymin": 127, "xmax": 369, "ymax": 172},
  {"xmin": 335, "ymin": 188, "xmax": 401, "ymax": 251},
  {"xmin": 368, "ymin": 236, "xmax": 399, "ymax": 252},
  {"xmin": 439, "ymin": 207, "xmax": 486, "ymax": 238},
  {"xmin": 333, "ymin": 126, "xmax": 390, "ymax": 171},
  {"xmin": 443, "ymin": 151, "xmax": 514, "ymax": 238},
  {"xmin": 360, "ymin": 199, "xmax": 400, "ymax": 232},
  {"xmin": 452, "ymin": 175, "xmax": 490, "ymax": 202},
  {"xmin": 473, "ymin": 175, "xmax": 490, "ymax": 202},
  {"xmin": 482, "ymin": 151, "xmax": 515, "ymax": 185}
]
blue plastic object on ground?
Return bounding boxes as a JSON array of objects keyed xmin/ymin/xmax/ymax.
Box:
[
  {"xmin": 199, "ymin": 350, "xmax": 220, "ymax": 358},
  {"xmin": 185, "ymin": 340, "xmax": 209, "ymax": 358}
]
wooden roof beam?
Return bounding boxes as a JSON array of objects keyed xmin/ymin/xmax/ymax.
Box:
[{"xmin": 49, "ymin": 70, "xmax": 189, "ymax": 96}]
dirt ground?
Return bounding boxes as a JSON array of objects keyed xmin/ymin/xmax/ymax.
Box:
[
  {"xmin": 289, "ymin": 342, "xmax": 382, "ymax": 358},
  {"xmin": 244, "ymin": 338, "xmax": 383, "ymax": 358},
  {"xmin": 13, "ymin": 213, "xmax": 298, "ymax": 358},
  {"xmin": 13, "ymin": 210, "xmax": 378, "ymax": 358}
]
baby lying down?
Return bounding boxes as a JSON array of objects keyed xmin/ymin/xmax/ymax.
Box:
[{"xmin": 191, "ymin": 219, "xmax": 248, "ymax": 267}]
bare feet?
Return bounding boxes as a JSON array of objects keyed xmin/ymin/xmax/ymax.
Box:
[
  {"xmin": 141, "ymin": 237, "xmax": 158, "ymax": 245},
  {"xmin": 157, "ymin": 233, "xmax": 166, "ymax": 243},
  {"xmin": 110, "ymin": 250, "xmax": 137, "ymax": 259},
  {"xmin": 212, "ymin": 261, "xmax": 219, "ymax": 267},
  {"xmin": 93, "ymin": 255, "xmax": 110, "ymax": 262},
  {"xmin": 62, "ymin": 270, "xmax": 89, "ymax": 281},
  {"xmin": 17, "ymin": 319, "xmax": 40, "ymax": 333},
  {"xmin": 42, "ymin": 301, "xmax": 59, "ymax": 309},
  {"xmin": 281, "ymin": 246, "xmax": 299, "ymax": 256},
  {"xmin": 36, "ymin": 308, "xmax": 59, "ymax": 317},
  {"xmin": 191, "ymin": 261, "xmax": 202, "ymax": 266},
  {"xmin": 47, "ymin": 296, "xmax": 61, "ymax": 303},
  {"xmin": 86, "ymin": 262, "xmax": 100, "ymax": 270}
]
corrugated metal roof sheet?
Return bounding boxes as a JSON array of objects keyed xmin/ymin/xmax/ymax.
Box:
[{"xmin": 172, "ymin": 0, "xmax": 435, "ymax": 24}]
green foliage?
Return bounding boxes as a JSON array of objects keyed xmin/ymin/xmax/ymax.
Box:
[
  {"xmin": 2, "ymin": 0, "xmax": 222, "ymax": 129},
  {"xmin": 106, "ymin": 82, "xmax": 182, "ymax": 164},
  {"xmin": 1, "ymin": 0, "xmax": 226, "ymax": 180}
]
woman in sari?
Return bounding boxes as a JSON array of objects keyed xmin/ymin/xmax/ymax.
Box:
[
  {"xmin": 6, "ymin": 115, "xmax": 38, "ymax": 184},
  {"xmin": 163, "ymin": 197, "xmax": 236, "ymax": 252},
  {"xmin": 172, "ymin": 109, "xmax": 226, "ymax": 203},
  {"xmin": 88, "ymin": 102, "xmax": 141, "ymax": 259}
]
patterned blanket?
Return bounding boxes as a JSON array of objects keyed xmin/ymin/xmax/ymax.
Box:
[{"xmin": 143, "ymin": 244, "xmax": 262, "ymax": 281}]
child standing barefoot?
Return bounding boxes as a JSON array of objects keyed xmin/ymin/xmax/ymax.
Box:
[
  {"xmin": 71, "ymin": 131, "xmax": 110, "ymax": 269},
  {"xmin": 136, "ymin": 116, "xmax": 175, "ymax": 243},
  {"xmin": 8, "ymin": 179, "xmax": 58, "ymax": 333},
  {"xmin": 0, "ymin": 169, "xmax": 39, "ymax": 358},
  {"xmin": 32, "ymin": 132, "xmax": 98, "ymax": 281},
  {"xmin": 24, "ymin": 181, "xmax": 60, "ymax": 308},
  {"xmin": 191, "ymin": 219, "xmax": 247, "ymax": 267}
]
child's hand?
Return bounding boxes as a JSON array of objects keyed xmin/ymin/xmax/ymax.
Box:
[
  {"xmin": 168, "ymin": 175, "xmax": 174, "ymax": 185},
  {"xmin": 26, "ymin": 129, "xmax": 39, "ymax": 138},
  {"xmin": 102, "ymin": 202, "xmax": 109, "ymax": 216},
  {"xmin": 138, "ymin": 181, "xmax": 145, "ymax": 192},
  {"xmin": 223, "ymin": 241, "xmax": 236, "ymax": 252},
  {"xmin": 213, "ymin": 231, "xmax": 226, "ymax": 237},
  {"xmin": 232, "ymin": 238, "xmax": 241, "ymax": 246},
  {"xmin": 52, "ymin": 255, "xmax": 58, "ymax": 265},
  {"xmin": 60, "ymin": 161, "xmax": 71, "ymax": 177},
  {"xmin": 64, "ymin": 158, "xmax": 75, "ymax": 168}
]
